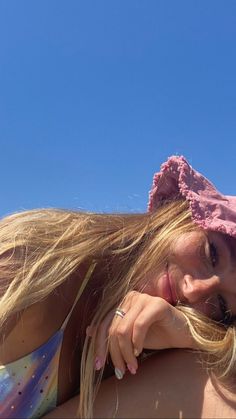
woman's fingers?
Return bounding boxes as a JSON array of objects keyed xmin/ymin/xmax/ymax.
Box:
[
  {"xmin": 109, "ymin": 292, "xmax": 157, "ymax": 376},
  {"xmin": 132, "ymin": 297, "xmax": 171, "ymax": 352},
  {"xmin": 93, "ymin": 310, "xmax": 115, "ymax": 370},
  {"xmin": 92, "ymin": 292, "xmax": 177, "ymax": 379},
  {"xmin": 110, "ymin": 294, "xmax": 175, "ymax": 376},
  {"xmin": 109, "ymin": 304, "xmax": 141, "ymax": 376}
]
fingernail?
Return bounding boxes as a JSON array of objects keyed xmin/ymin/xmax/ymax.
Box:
[
  {"xmin": 127, "ymin": 364, "xmax": 137, "ymax": 375},
  {"xmin": 94, "ymin": 357, "xmax": 103, "ymax": 371},
  {"xmin": 134, "ymin": 348, "xmax": 140, "ymax": 357},
  {"xmin": 115, "ymin": 368, "xmax": 124, "ymax": 380}
]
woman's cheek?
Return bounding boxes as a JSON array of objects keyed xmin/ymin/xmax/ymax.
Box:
[{"xmin": 137, "ymin": 275, "xmax": 161, "ymax": 297}]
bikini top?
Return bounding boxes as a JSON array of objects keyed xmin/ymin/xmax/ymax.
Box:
[{"xmin": 0, "ymin": 264, "xmax": 96, "ymax": 419}]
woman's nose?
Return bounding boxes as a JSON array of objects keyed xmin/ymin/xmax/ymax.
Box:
[{"xmin": 182, "ymin": 274, "xmax": 220, "ymax": 304}]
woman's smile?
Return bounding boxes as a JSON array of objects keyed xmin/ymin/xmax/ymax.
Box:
[
  {"xmin": 142, "ymin": 230, "xmax": 236, "ymax": 322},
  {"xmin": 156, "ymin": 270, "xmax": 177, "ymax": 305}
]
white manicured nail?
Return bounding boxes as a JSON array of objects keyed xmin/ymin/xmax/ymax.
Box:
[{"xmin": 115, "ymin": 368, "xmax": 124, "ymax": 380}]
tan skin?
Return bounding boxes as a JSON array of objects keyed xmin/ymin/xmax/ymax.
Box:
[
  {"xmin": 44, "ymin": 349, "xmax": 236, "ymax": 419},
  {"xmin": 0, "ymin": 262, "xmax": 200, "ymax": 418},
  {"xmin": 93, "ymin": 230, "xmax": 236, "ymax": 377},
  {"xmin": 0, "ymin": 264, "xmax": 109, "ymax": 405},
  {"xmin": 1, "ymin": 229, "xmax": 236, "ymax": 416},
  {"xmin": 0, "ymin": 265, "xmax": 199, "ymax": 418}
]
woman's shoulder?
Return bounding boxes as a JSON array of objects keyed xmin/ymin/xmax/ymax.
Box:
[
  {"xmin": 44, "ymin": 348, "xmax": 236, "ymax": 418},
  {"xmin": 94, "ymin": 349, "xmax": 236, "ymax": 418}
]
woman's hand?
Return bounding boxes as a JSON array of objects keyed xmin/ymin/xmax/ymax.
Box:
[{"xmin": 90, "ymin": 291, "xmax": 195, "ymax": 378}]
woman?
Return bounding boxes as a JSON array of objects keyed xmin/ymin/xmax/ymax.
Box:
[
  {"xmin": 0, "ymin": 155, "xmax": 236, "ymax": 418},
  {"xmin": 91, "ymin": 155, "xmax": 236, "ymax": 384}
]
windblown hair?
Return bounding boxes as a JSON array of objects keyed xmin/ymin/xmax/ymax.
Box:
[{"xmin": 0, "ymin": 201, "xmax": 235, "ymax": 417}]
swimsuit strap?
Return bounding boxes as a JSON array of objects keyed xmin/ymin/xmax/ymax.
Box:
[{"xmin": 60, "ymin": 262, "xmax": 97, "ymax": 331}]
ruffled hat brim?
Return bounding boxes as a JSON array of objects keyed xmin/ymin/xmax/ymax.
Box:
[{"xmin": 148, "ymin": 155, "xmax": 236, "ymax": 238}]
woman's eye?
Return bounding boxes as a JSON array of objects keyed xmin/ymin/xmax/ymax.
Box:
[{"xmin": 209, "ymin": 242, "xmax": 218, "ymax": 267}]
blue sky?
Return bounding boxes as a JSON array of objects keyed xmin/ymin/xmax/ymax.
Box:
[{"xmin": 0, "ymin": 1, "xmax": 236, "ymax": 217}]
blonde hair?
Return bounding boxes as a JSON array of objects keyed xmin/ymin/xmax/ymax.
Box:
[{"xmin": 0, "ymin": 201, "xmax": 235, "ymax": 417}]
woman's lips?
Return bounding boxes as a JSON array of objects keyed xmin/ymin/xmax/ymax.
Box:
[
  {"xmin": 159, "ymin": 270, "xmax": 178, "ymax": 305},
  {"xmin": 168, "ymin": 273, "xmax": 178, "ymax": 305}
]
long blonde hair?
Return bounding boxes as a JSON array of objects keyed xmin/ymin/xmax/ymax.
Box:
[{"xmin": 0, "ymin": 201, "xmax": 235, "ymax": 417}]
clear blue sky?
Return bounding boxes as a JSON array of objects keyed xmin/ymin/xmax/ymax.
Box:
[{"xmin": 1, "ymin": 1, "xmax": 236, "ymax": 217}]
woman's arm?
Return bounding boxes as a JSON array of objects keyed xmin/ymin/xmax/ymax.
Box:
[
  {"xmin": 93, "ymin": 292, "xmax": 195, "ymax": 376},
  {"xmin": 44, "ymin": 349, "xmax": 236, "ymax": 418}
]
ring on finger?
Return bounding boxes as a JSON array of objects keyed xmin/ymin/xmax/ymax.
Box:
[{"xmin": 115, "ymin": 308, "xmax": 126, "ymax": 319}]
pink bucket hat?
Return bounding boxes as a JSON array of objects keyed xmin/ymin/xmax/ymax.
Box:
[{"xmin": 148, "ymin": 155, "xmax": 236, "ymax": 238}]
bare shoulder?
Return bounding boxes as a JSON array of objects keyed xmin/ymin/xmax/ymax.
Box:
[
  {"xmin": 43, "ymin": 349, "xmax": 236, "ymax": 418},
  {"xmin": 94, "ymin": 349, "xmax": 236, "ymax": 419}
]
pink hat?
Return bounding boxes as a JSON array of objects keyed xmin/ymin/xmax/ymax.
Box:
[{"xmin": 148, "ymin": 155, "xmax": 236, "ymax": 238}]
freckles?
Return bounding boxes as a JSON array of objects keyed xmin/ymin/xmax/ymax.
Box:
[
  {"xmin": 140, "ymin": 280, "xmax": 157, "ymax": 296},
  {"xmin": 171, "ymin": 232, "xmax": 205, "ymax": 259},
  {"xmin": 138, "ymin": 273, "xmax": 160, "ymax": 296},
  {"xmin": 171, "ymin": 241, "xmax": 193, "ymax": 259}
]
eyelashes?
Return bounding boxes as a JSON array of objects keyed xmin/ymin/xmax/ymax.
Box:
[
  {"xmin": 207, "ymin": 243, "xmax": 230, "ymax": 322},
  {"xmin": 201, "ymin": 239, "xmax": 219, "ymax": 270},
  {"xmin": 200, "ymin": 235, "xmax": 234, "ymax": 324},
  {"xmin": 209, "ymin": 242, "xmax": 218, "ymax": 268}
]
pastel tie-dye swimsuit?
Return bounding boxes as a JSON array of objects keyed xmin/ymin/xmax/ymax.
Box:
[
  {"xmin": 0, "ymin": 328, "xmax": 64, "ymax": 418},
  {"xmin": 0, "ymin": 264, "xmax": 95, "ymax": 418}
]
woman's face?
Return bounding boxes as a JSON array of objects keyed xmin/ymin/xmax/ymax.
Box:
[{"xmin": 142, "ymin": 230, "xmax": 236, "ymax": 322}]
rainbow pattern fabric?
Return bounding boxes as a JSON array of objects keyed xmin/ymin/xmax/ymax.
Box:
[
  {"xmin": 0, "ymin": 264, "xmax": 96, "ymax": 418},
  {"xmin": 0, "ymin": 329, "xmax": 63, "ymax": 418}
]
